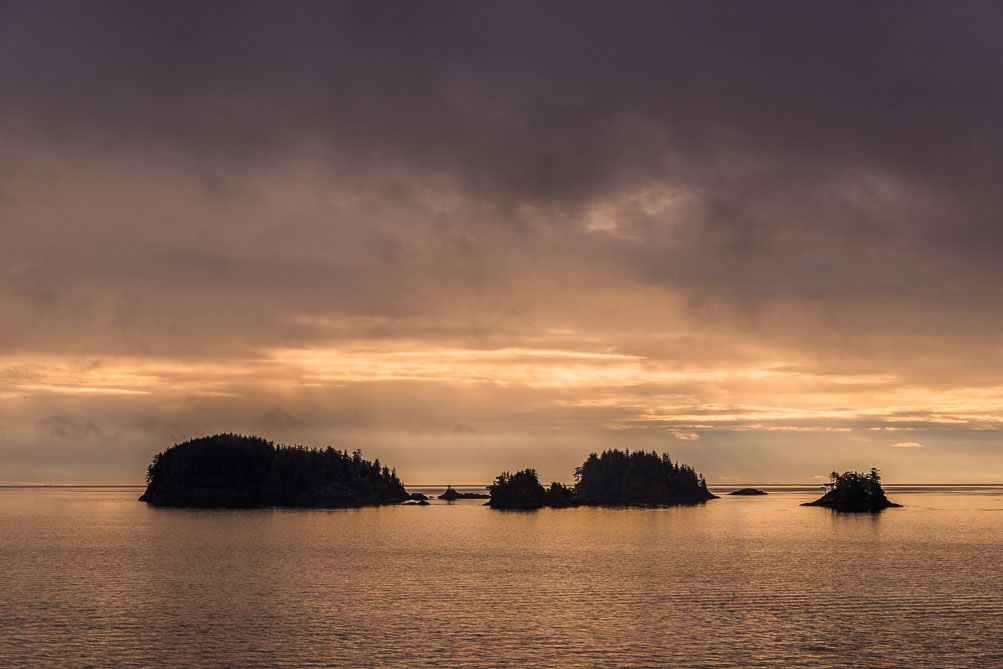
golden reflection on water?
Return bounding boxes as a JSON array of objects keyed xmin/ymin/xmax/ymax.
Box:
[{"xmin": 2, "ymin": 486, "xmax": 1002, "ymax": 667}]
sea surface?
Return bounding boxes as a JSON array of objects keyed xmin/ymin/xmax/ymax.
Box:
[{"xmin": 2, "ymin": 484, "xmax": 1002, "ymax": 668}]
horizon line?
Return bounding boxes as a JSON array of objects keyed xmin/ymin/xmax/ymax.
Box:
[{"xmin": 5, "ymin": 482, "xmax": 1003, "ymax": 489}]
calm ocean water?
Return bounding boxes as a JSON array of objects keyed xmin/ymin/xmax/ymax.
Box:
[{"xmin": 2, "ymin": 484, "xmax": 1002, "ymax": 668}]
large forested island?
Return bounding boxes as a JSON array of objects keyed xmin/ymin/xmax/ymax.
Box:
[
  {"xmin": 488, "ymin": 449, "xmax": 718, "ymax": 509},
  {"xmin": 140, "ymin": 434, "xmax": 409, "ymax": 507},
  {"xmin": 802, "ymin": 468, "xmax": 901, "ymax": 511}
]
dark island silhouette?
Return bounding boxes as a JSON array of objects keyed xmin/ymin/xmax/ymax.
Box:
[
  {"xmin": 139, "ymin": 434, "xmax": 408, "ymax": 508},
  {"xmin": 802, "ymin": 468, "xmax": 901, "ymax": 511},
  {"xmin": 488, "ymin": 449, "xmax": 717, "ymax": 509},
  {"xmin": 486, "ymin": 470, "xmax": 575, "ymax": 509},
  {"xmin": 138, "ymin": 435, "xmax": 902, "ymax": 514},
  {"xmin": 438, "ymin": 486, "xmax": 490, "ymax": 500}
]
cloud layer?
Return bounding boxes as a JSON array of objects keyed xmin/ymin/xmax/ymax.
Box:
[{"xmin": 2, "ymin": 1, "xmax": 1002, "ymax": 483}]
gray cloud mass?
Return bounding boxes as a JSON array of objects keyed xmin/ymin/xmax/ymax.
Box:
[{"xmin": 1, "ymin": 1, "xmax": 1002, "ymax": 483}]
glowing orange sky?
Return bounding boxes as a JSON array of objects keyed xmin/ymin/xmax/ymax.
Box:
[{"xmin": 3, "ymin": 329, "xmax": 1003, "ymax": 483}]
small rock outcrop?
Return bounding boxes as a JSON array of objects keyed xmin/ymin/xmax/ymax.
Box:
[{"xmin": 437, "ymin": 486, "xmax": 490, "ymax": 500}]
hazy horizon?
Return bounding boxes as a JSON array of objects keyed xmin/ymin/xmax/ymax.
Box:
[{"xmin": 4, "ymin": 1, "xmax": 1003, "ymax": 485}]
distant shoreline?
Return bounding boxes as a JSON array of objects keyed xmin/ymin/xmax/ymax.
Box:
[{"xmin": 5, "ymin": 483, "xmax": 1003, "ymax": 488}]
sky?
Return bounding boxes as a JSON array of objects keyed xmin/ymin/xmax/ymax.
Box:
[{"xmin": 2, "ymin": 1, "xmax": 1003, "ymax": 485}]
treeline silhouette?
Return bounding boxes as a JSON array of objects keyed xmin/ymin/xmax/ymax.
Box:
[
  {"xmin": 489, "ymin": 449, "xmax": 716, "ymax": 509},
  {"xmin": 802, "ymin": 468, "xmax": 901, "ymax": 511},
  {"xmin": 140, "ymin": 433, "xmax": 408, "ymax": 507},
  {"xmin": 576, "ymin": 449, "xmax": 711, "ymax": 504},
  {"xmin": 488, "ymin": 469, "xmax": 575, "ymax": 509}
]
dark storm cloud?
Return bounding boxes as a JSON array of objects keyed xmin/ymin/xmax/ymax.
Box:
[
  {"xmin": 3, "ymin": 1, "xmax": 1001, "ymax": 199},
  {"xmin": 3, "ymin": 0, "xmax": 1002, "ymax": 312}
]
